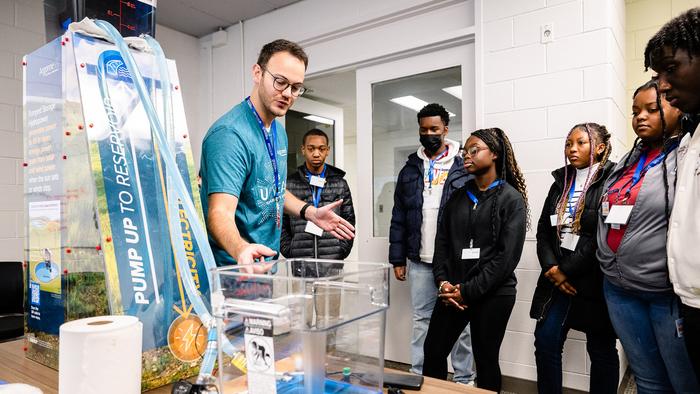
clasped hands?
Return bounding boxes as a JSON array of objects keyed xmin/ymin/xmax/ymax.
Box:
[
  {"xmin": 544, "ymin": 265, "xmax": 577, "ymax": 296},
  {"xmin": 438, "ymin": 281, "xmax": 467, "ymax": 311}
]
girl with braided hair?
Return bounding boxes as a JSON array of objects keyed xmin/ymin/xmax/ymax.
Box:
[
  {"xmin": 596, "ymin": 80, "xmax": 699, "ymax": 393},
  {"xmin": 423, "ymin": 128, "xmax": 527, "ymax": 392},
  {"xmin": 530, "ymin": 123, "xmax": 619, "ymax": 394},
  {"xmin": 646, "ymin": 6, "xmax": 700, "ymax": 379}
]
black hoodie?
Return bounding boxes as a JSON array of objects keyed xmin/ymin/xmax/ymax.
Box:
[{"xmin": 433, "ymin": 180, "xmax": 527, "ymax": 304}]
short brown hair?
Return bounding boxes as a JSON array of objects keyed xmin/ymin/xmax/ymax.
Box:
[{"xmin": 257, "ymin": 39, "xmax": 309, "ymax": 70}]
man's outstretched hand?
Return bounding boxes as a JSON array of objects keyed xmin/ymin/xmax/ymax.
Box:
[{"xmin": 308, "ymin": 200, "xmax": 355, "ymax": 240}]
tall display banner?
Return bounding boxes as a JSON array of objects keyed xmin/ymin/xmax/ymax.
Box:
[{"xmin": 24, "ymin": 32, "xmax": 210, "ymax": 390}]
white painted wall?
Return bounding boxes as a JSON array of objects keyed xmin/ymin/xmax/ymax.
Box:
[
  {"xmin": 0, "ymin": 0, "xmax": 45, "ymax": 262},
  {"xmin": 156, "ymin": 24, "xmax": 202, "ymax": 164},
  {"xmin": 478, "ymin": 0, "xmax": 627, "ymax": 390}
]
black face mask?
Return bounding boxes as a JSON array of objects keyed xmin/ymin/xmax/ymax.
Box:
[{"xmin": 420, "ymin": 134, "xmax": 443, "ymax": 155}]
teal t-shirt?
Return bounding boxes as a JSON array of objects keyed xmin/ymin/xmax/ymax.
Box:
[{"xmin": 200, "ymin": 100, "xmax": 288, "ymax": 266}]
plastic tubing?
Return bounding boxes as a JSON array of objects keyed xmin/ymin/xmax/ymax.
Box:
[{"xmin": 93, "ymin": 21, "xmax": 237, "ymax": 366}]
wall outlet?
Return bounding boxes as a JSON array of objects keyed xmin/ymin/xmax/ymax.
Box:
[{"xmin": 541, "ymin": 23, "xmax": 554, "ymax": 44}]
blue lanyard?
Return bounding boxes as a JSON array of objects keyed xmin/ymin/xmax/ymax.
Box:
[
  {"xmin": 305, "ymin": 165, "xmax": 326, "ymax": 208},
  {"xmin": 608, "ymin": 143, "xmax": 678, "ymax": 202},
  {"xmin": 466, "ymin": 179, "xmax": 504, "ymax": 209},
  {"xmin": 245, "ymin": 97, "xmax": 280, "ymax": 202},
  {"xmin": 427, "ymin": 147, "xmax": 449, "ymax": 189},
  {"xmin": 567, "ymin": 178, "xmax": 576, "ymax": 217}
]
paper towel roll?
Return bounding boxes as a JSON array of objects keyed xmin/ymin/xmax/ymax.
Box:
[{"xmin": 59, "ymin": 315, "xmax": 143, "ymax": 394}]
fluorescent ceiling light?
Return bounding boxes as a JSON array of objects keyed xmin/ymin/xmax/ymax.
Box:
[
  {"xmin": 304, "ymin": 115, "xmax": 334, "ymax": 125},
  {"xmin": 442, "ymin": 85, "xmax": 462, "ymax": 100},
  {"xmin": 390, "ymin": 95, "xmax": 457, "ymax": 117}
]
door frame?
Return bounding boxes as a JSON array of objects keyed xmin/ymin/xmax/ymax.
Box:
[{"xmin": 354, "ymin": 44, "xmax": 475, "ymax": 364}]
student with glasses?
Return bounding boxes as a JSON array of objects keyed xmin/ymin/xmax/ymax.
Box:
[
  {"xmin": 422, "ymin": 128, "xmax": 528, "ymax": 392},
  {"xmin": 200, "ymin": 39, "xmax": 354, "ymax": 272}
]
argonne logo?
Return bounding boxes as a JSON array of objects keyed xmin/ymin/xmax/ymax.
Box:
[{"xmin": 105, "ymin": 59, "xmax": 130, "ymax": 78}]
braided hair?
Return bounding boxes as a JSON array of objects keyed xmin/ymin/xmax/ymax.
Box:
[
  {"xmin": 469, "ymin": 128, "xmax": 530, "ymax": 244},
  {"xmin": 644, "ymin": 7, "xmax": 700, "ymax": 71},
  {"xmin": 555, "ymin": 123, "xmax": 612, "ymax": 236}
]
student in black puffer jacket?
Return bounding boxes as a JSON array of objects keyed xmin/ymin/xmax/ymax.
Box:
[
  {"xmin": 280, "ymin": 129, "xmax": 355, "ymax": 276},
  {"xmin": 530, "ymin": 123, "xmax": 618, "ymax": 394}
]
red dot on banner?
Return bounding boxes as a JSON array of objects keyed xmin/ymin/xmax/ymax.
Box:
[
  {"xmin": 65, "ymin": 131, "xmax": 71, "ymax": 136},
  {"xmin": 22, "ymin": 162, "xmax": 28, "ymax": 167},
  {"xmin": 22, "ymin": 261, "xmax": 27, "ymax": 268},
  {"xmin": 65, "ymin": 37, "xmax": 70, "ymax": 42},
  {"xmin": 22, "ymin": 60, "xmax": 26, "ymax": 66},
  {"xmin": 61, "ymin": 41, "xmax": 65, "ymax": 46},
  {"xmin": 106, "ymin": 236, "xmax": 112, "ymax": 242},
  {"xmin": 95, "ymin": 245, "xmax": 101, "ymax": 251},
  {"xmin": 89, "ymin": 123, "xmax": 94, "ymax": 128},
  {"xmin": 77, "ymin": 124, "xmax": 83, "ymax": 130},
  {"xmin": 23, "ymin": 347, "xmax": 28, "ymax": 352},
  {"xmin": 182, "ymin": 134, "xmax": 188, "ymax": 139},
  {"xmin": 66, "ymin": 248, "xmax": 71, "ymax": 253},
  {"xmin": 174, "ymin": 85, "xmax": 179, "ymax": 90},
  {"xmin": 80, "ymin": 63, "xmax": 85, "ymax": 68},
  {"xmin": 62, "ymin": 155, "xmax": 67, "ymax": 160},
  {"xmin": 63, "ymin": 269, "xmax": 68, "ymax": 275}
]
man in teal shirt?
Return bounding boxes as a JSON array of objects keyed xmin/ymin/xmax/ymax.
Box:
[{"xmin": 200, "ymin": 39, "xmax": 354, "ymax": 268}]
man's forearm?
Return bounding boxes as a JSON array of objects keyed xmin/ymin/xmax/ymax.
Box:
[
  {"xmin": 208, "ymin": 210, "xmax": 246, "ymax": 260},
  {"xmin": 283, "ymin": 189, "xmax": 309, "ymax": 217}
]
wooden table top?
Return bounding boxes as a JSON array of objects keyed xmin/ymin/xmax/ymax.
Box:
[{"xmin": 0, "ymin": 339, "xmax": 492, "ymax": 393}]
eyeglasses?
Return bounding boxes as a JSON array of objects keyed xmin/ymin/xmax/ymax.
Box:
[
  {"xmin": 460, "ymin": 146, "xmax": 488, "ymax": 159},
  {"xmin": 261, "ymin": 66, "xmax": 306, "ymax": 97}
]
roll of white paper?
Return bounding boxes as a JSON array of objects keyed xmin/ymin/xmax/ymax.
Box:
[{"xmin": 59, "ymin": 315, "xmax": 143, "ymax": 394}]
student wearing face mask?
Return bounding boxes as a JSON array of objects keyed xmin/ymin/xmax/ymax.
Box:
[{"xmin": 389, "ymin": 103, "xmax": 475, "ymax": 383}]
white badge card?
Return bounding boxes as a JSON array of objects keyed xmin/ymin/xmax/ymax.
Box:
[
  {"xmin": 601, "ymin": 201, "xmax": 610, "ymax": 216},
  {"xmin": 549, "ymin": 213, "xmax": 570, "ymax": 226},
  {"xmin": 309, "ymin": 176, "xmax": 326, "ymax": 188},
  {"xmin": 305, "ymin": 221, "xmax": 324, "ymax": 236},
  {"xmin": 605, "ymin": 205, "xmax": 634, "ymax": 225},
  {"xmin": 560, "ymin": 233, "xmax": 580, "ymax": 251},
  {"xmin": 461, "ymin": 248, "xmax": 480, "ymax": 260}
]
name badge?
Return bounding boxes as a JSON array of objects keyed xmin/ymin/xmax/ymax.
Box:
[
  {"xmin": 310, "ymin": 176, "xmax": 326, "ymax": 188},
  {"xmin": 461, "ymin": 248, "xmax": 480, "ymax": 260},
  {"xmin": 549, "ymin": 213, "xmax": 571, "ymax": 226},
  {"xmin": 560, "ymin": 233, "xmax": 580, "ymax": 251},
  {"xmin": 605, "ymin": 205, "xmax": 634, "ymax": 225},
  {"xmin": 601, "ymin": 201, "xmax": 610, "ymax": 216},
  {"xmin": 305, "ymin": 221, "xmax": 323, "ymax": 236}
]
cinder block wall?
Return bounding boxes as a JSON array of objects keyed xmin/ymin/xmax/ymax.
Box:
[
  {"xmin": 0, "ymin": 0, "xmax": 45, "ymax": 262},
  {"xmin": 625, "ymin": 0, "xmax": 700, "ymax": 142},
  {"xmin": 479, "ymin": 0, "xmax": 626, "ymax": 390}
]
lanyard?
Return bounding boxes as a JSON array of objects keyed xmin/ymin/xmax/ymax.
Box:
[
  {"xmin": 427, "ymin": 147, "xmax": 449, "ymax": 189},
  {"xmin": 246, "ymin": 96, "xmax": 281, "ymax": 226},
  {"xmin": 567, "ymin": 178, "xmax": 577, "ymax": 217},
  {"xmin": 466, "ymin": 179, "xmax": 504, "ymax": 209},
  {"xmin": 305, "ymin": 165, "xmax": 326, "ymax": 208},
  {"xmin": 607, "ymin": 143, "xmax": 678, "ymax": 203},
  {"xmin": 465, "ymin": 179, "xmax": 504, "ymax": 249}
]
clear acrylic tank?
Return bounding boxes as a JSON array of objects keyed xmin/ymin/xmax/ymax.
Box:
[{"xmin": 212, "ymin": 259, "xmax": 391, "ymax": 394}]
